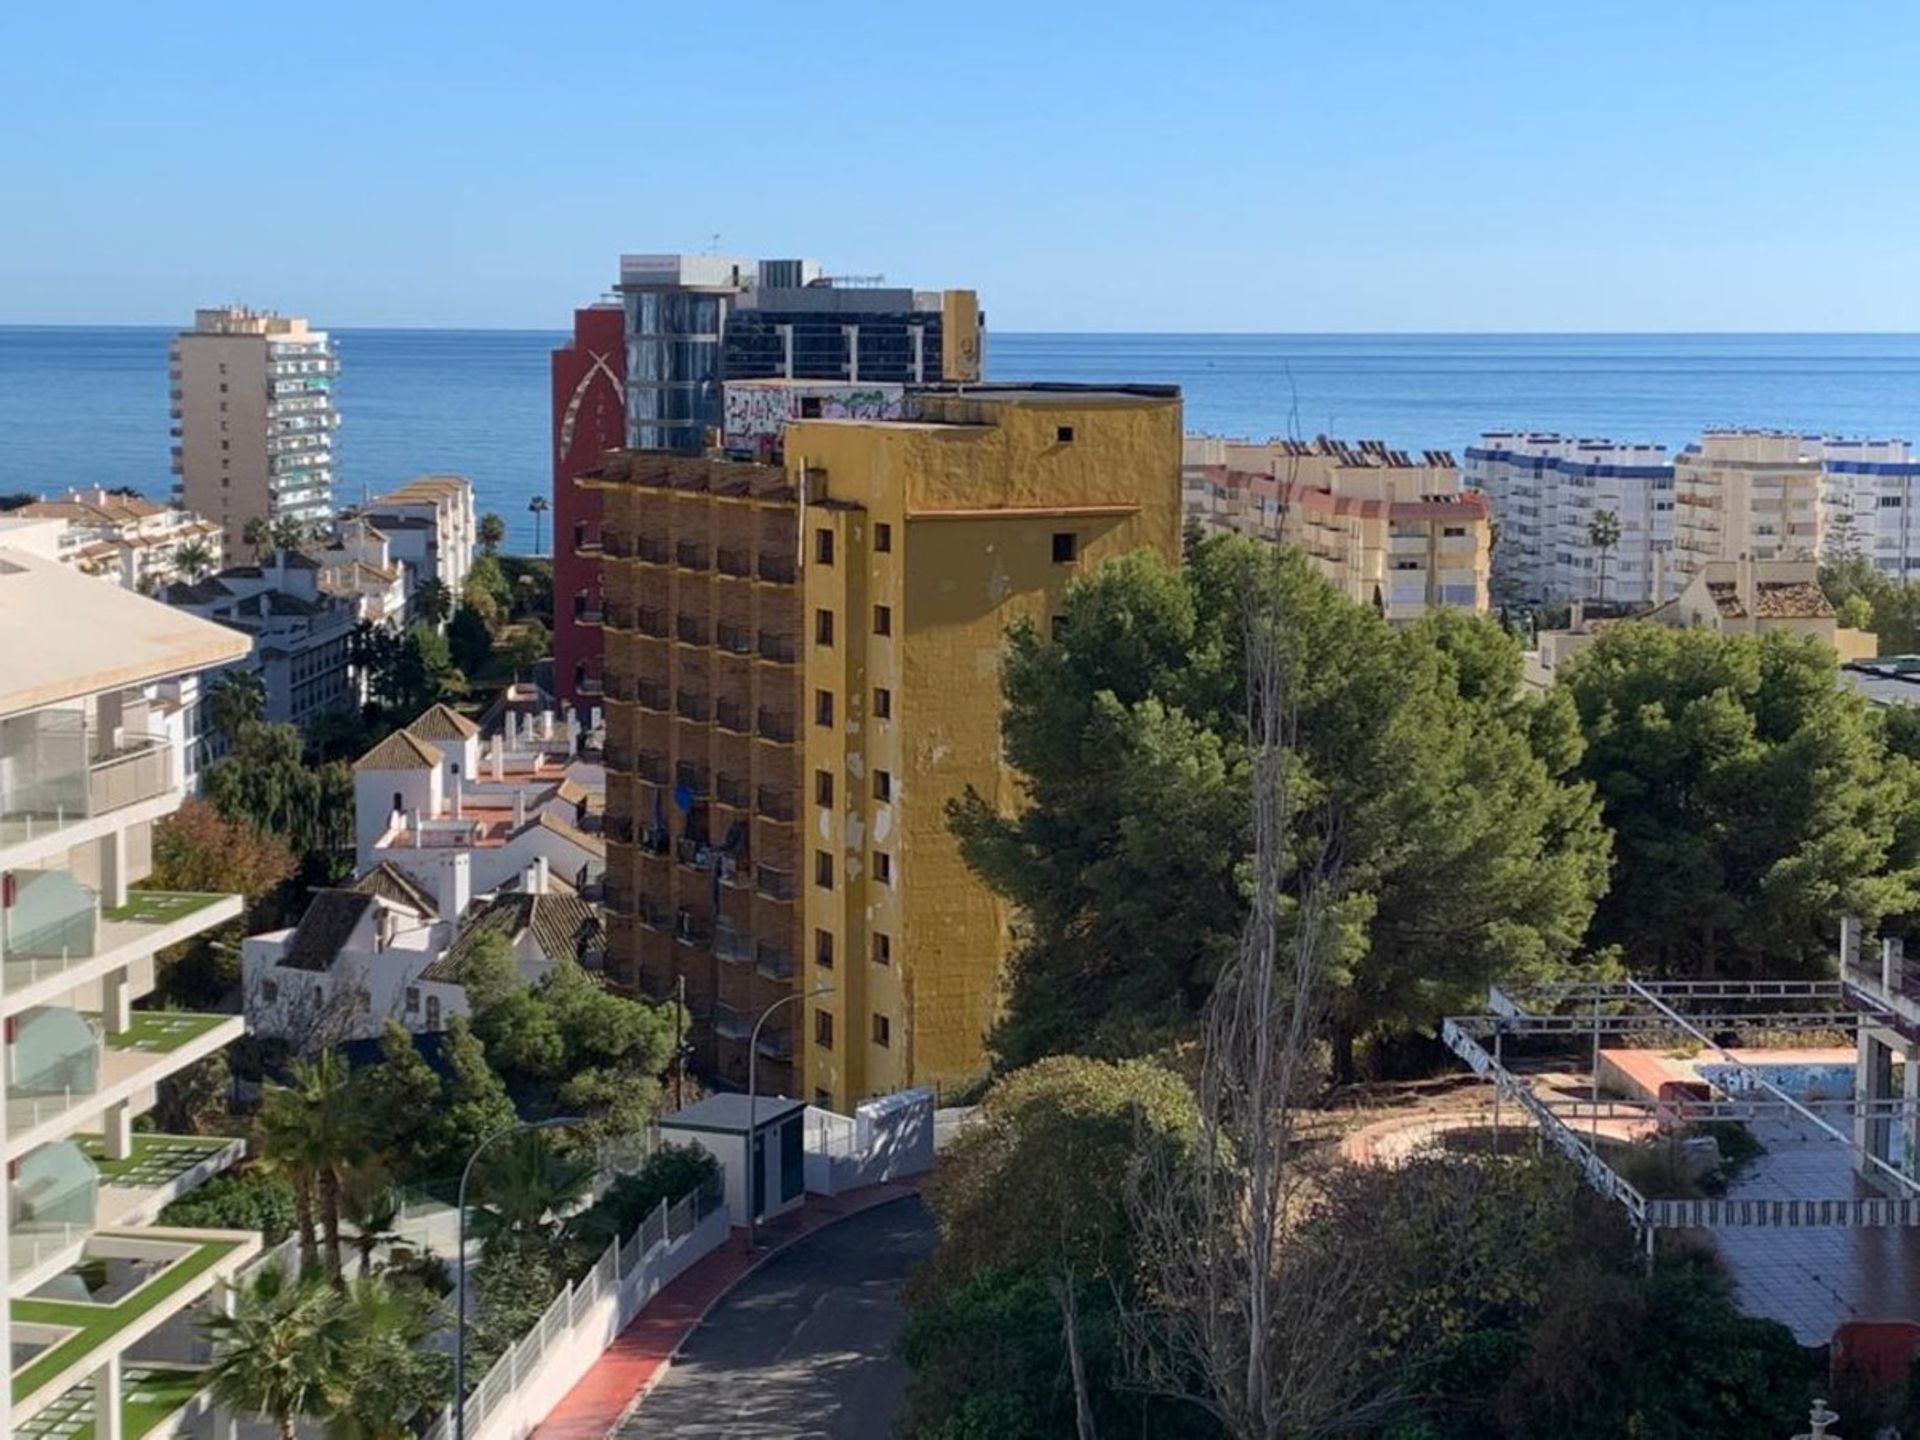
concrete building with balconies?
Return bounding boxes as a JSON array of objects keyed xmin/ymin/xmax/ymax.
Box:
[
  {"xmin": 0, "ymin": 546, "xmax": 262, "ymax": 1439},
  {"xmin": 169, "ymin": 307, "xmax": 339, "ymax": 556},
  {"xmin": 591, "ymin": 382, "xmax": 1181, "ymax": 1109},
  {"xmin": 1671, "ymin": 430, "xmax": 1827, "ymax": 583}
]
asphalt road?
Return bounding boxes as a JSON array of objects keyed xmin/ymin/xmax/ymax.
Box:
[{"xmin": 617, "ymin": 1195, "xmax": 934, "ymax": 1439}]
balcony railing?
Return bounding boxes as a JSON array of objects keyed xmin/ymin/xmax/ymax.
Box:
[
  {"xmin": 715, "ymin": 698, "xmax": 751, "ymax": 734},
  {"xmin": 714, "ymin": 921, "xmax": 752, "ymax": 964},
  {"xmin": 635, "ymin": 680, "xmax": 670, "ymax": 712},
  {"xmin": 675, "ymin": 691, "xmax": 710, "ymax": 723},
  {"xmin": 637, "ymin": 607, "xmax": 668, "ymax": 638},
  {"xmin": 676, "ymin": 541, "xmax": 710, "ymax": 572},
  {"xmin": 756, "ymin": 786, "xmax": 796, "ymax": 821},
  {"xmin": 716, "ymin": 774, "xmax": 750, "ymax": 808},
  {"xmin": 674, "ymin": 909, "xmax": 712, "ymax": 946},
  {"xmin": 635, "ymin": 750, "xmax": 667, "ymax": 783},
  {"xmin": 676, "ymin": 614, "xmax": 710, "ymax": 646},
  {"xmin": 637, "ymin": 536, "xmax": 671, "ymax": 565},
  {"xmin": 716, "ymin": 547, "xmax": 753, "ymax": 579},
  {"xmin": 674, "ymin": 763, "xmax": 711, "ymax": 796},
  {"xmin": 756, "ymin": 1027, "xmax": 795, "ymax": 1061},
  {"xmin": 757, "ymin": 632, "xmax": 796, "ymax": 665},
  {"xmin": 717, "ymin": 623, "xmax": 753, "ymax": 656},
  {"xmin": 712, "ymin": 1005, "xmax": 752, "ymax": 1042},
  {"xmin": 755, "ymin": 944, "xmax": 796, "ymax": 981},
  {"xmin": 756, "ymin": 709, "xmax": 796, "ymax": 743},
  {"xmin": 757, "ymin": 554, "xmax": 796, "ymax": 584},
  {"xmin": 1, "ymin": 727, "xmax": 174, "ymax": 849}
]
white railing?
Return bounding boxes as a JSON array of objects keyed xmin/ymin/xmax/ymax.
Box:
[
  {"xmin": 802, "ymin": 1088, "xmax": 935, "ymax": 1196},
  {"xmin": 424, "ymin": 1173, "xmax": 726, "ymax": 1440}
]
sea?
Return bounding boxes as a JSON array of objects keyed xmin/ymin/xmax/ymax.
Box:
[{"xmin": 9, "ymin": 327, "xmax": 1920, "ymax": 552}]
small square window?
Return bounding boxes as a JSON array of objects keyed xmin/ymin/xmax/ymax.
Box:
[
  {"xmin": 875, "ymin": 852, "xmax": 892, "ymax": 885},
  {"xmin": 815, "ymin": 851, "xmax": 834, "ymax": 888},
  {"xmin": 404, "ymin": 987, "xmax": 420, "ymax": 1012},
  {"xmin": 873, "ymin": 932, "xmax": 891, "ymax": 966},
  {"xmin": 815, "ymin": 1010, "xmax": 835, "ymax": 1048},
  {"xmin": 873, "ymin": 687, "xmax": 892, "ymax": 720},
  {"xmin": 261, "ymin": 979, "xmax": 279, "ymax": 1004},
  {"xmin": 874, "ymin": 769, "xmax": 892, "ymax": 803},
  {"xmin": 1052, "ymin": 532, "xmax": 1079, "ymax": 564},
  {"xmin": 816, "ymin": 529, "xmax": 835, "ymax": 565},
  {"xmin": 816, "ymin": 609, "xmax": 835, "ymax": 645},
  {"xmin": 815, "ymin": 928, "xmax": 835, "ymax": 968},
  {"xmin": 815, "ymin": 690, "xmax": 834, "ymax": 727},
  {"xmin": 874, "ymin": 522, "xmax": 892, "ymax": 553},
  {"xmin": 874, "ymin": 604, "xmax": 892, "ymax": 636},
  {"xmin": 1056, "ymin": 425, "xmax": 1075, "ymax": 444},
  {"xmin": 815, "ymin": 769, "xmax": 834, "ymax": 806},
  {"xmin": 872, "ymin": 1013, "xmax": 891, "ymax": 1047}
]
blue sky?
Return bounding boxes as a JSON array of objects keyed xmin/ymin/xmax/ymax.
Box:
[{"xmin": 7, "ymin": 2, "xmax": 1920, "ymax": 331}]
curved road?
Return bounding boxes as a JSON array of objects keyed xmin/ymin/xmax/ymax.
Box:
[{"xmin": 617, "ymin": 1195, "xmax": 934, "ymax": 1439}]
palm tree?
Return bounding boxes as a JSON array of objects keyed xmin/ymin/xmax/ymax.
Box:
[
  {"xmin": 1587, "ymin": 508, "xmax": 1623, "ymax": 604},
  {"xmin": 258, "ymin": 1050, "xmax": 368, "ymax": 1283},
  {"xmin": 527, "ymin": 495, "xmax": 550, "ymax": 556},
  {"xmin": 243, "ymin": 516, "xmax": 273, "ymax": 562},
  {"xmin": 323, "ymin": 1273, "xmax": 448, "ymax": 1440},
  {"xmin": 342, "ymin": 1170, "xmax": 403, "ymax": 1276},
  {"xmin": 173, "ymin": 539, "xmax": 215, "ymax": 581},
  {"xmin": 478, "ymin": 511, "xmax": 507, "ymax": 556},
  {"xmin": 413, "ymin": 577, "xmax": 453, "ymax": 628},
  {"xmin": 271, "ymin": 515, "xmax": 311, "ymax": 555},
  {"xmin": 202, "ymin": 1262, "xmax": 347, "ymax": 1440},
  {"xmin": 207, "ymin": 670, "xmax": 267, "ymax": 748},
  {"xmin": 470, "ymin": 1129, "xmax": 594, "ymax": 1259}
]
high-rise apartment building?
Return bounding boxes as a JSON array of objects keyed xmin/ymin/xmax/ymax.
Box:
[
  {"xmin": 1816, "ymin": 437, "xmax": 1920, "ymax": 577},
  {"xmin": 593, "ymin": 383, "xmax": 1179, "ymax": 1108},
  {"xmin": 1671, "ymin": 429, "xmax": 1826, "ymax": 582},
  {"xmin": 170, "ymin": 306, "xmax": 339, "ymax": 556},
  {"xmin": 0, "ymin": 548, "xmax": 261, "ymax": 1438},
  {"xmin": 1463, "ymin": 433, "xmax": 1676, "ymax": 606},
  {"xmin": 1183, "ymin": 436, "xmax": 1491, "ymax": 620},
  {"xmin": 553, "ymin": 257, "xmax": 984, "ymax": 711}
]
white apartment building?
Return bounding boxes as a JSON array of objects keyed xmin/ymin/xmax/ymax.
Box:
[
  {"xmin": 11, "ymin": 490, "xmax": 224, "ymax": 594},
  {"xmin": 1816, "ymin": 438, "xmax": 1920, "ymax": 577},
  {"xmin": 170, "ymin": 306, "xmax": 340, "ymax": 556},
  {"xmin": 356, "ymin": 475, "xmax": 476, "ymax": 610},
  {"xmin": 313, "ymin": 516, "xmax": 409, "ymax": 626},
  {"xmin": 1463, "ymin": 433, "xmax": 1675, "ymax": 607},
  {"xmin": 0, "ymin": 548, "xmax": 263, "ymax": 1439}
]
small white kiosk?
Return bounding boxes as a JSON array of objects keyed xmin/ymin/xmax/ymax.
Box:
[{"xmin": 658, "ymin": 1093, "xmax": 808, "ymax": 1223}]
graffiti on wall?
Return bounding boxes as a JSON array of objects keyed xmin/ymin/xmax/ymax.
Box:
[{"xmin": 722, "ymin": 383, "xmax": 906, "ymax": 458}]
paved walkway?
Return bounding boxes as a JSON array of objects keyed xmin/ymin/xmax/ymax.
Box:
[{"xmin": 529, "ymin": 1181, "xmax": 921, "ymax": 1440}]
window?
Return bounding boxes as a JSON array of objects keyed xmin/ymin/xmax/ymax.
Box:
[
  {"xmin": 1442, "ymin": 525, "xmax": 1467, "ymax": 537},
  {"xmin": 874, "ymin": 769, "xmax": 892, "ymax": 803},
  {"xmin": 1056, "ymin": 425, "xmax": 1075, "ymax": 444},
  {"xmin": 873, "ymin": 1013, "xmax": 891, "ymax": 1047},
  {"xmin": 1882, "ymin": 496, "xmax": 1905, "ymax": 508},
  {"xmin": 875, "ymin": 522, "xmax": 892, "ymax": 553},
  {"xmin": 261, "ymin": 979, "xmax": 279, "ymax": 1004},
  {"xmin": 426, "ymin": 996, "xmax": 442, "ymax": 1029},
  {"xmin": 815, "ymin": 769, "xmax": 834, "ymax": 806},
  {"xmin": 1052, "ymin": 532, "xmax": 1078, "ymax": 564},
  {"xmin": 814, "ymin": 1010, "xmax": 834, "ymax": 1049},
  {"xmin": 816, "ymin": 529, "xmax": 835, "ymax": 564},
  {"xmin": 873, "ymin": 687, "xmax": 892, "ymax": 720},
  {"xmin": 404, "ymin": 986, "xmax": 420, "ymax": 1013},
  {"xmin": 815, "ymin": 851, "xmax": 834, "ymax": 888},
  {"xmin": 874, "ymin": 604, "xmax": 892, "ymax": 636},
  {"xmin": 815, "ymin": 929, "xmax": 834, "ymax": 968},
  {"xmin": 815, "ymin": 689, "xmax": 834, "ymax": 727},
  {"xmin": 873, "ymin": 932, "xmax": 891, "ymax": 966},
  {"xmin": 875, "ymin": 852, "xmax": 892, "ymax": 885},
  {"xmin": 815, "ymin": 609, "xmax": 834, "ymax": 645}
]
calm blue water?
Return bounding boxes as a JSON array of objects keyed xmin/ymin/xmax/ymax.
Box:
[{"xmin": 8, "ymin": 327, "xmax": 1920, "ymax": 551}]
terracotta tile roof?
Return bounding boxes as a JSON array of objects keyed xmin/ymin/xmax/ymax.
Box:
[
  {"xmin": 534, "ymin": 809, "xmax": 604, "ymax": 855},
  {"xmin": 407, "ymin": 702, "xmax": 480, "ymax": 741},
  {"xmin": 354, "ymin": 729, "xmax": 442, "ymax": 772},
  {"xmin": 1705, "ymin": 581, "xmax": 1835, "ymax": 621},
  {"xmin": 421, "ymin": 891, "xmax": 603, "ymax": 982},
  {"xmin": 280, "ymin": 890, "xmax": 374, "ymax": 972},
  {"xmin": 348, "ymin": 860, "xmax": 438, "ymax": 917}
]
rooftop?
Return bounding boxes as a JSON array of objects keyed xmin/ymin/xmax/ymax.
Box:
[
  {"xmin": 0, "ymin": 549, "xmax": 250, "ymax": 719},
  {"xmin": 660, "ymin": 1093, "xmax": 808, "ymax": 1135}
]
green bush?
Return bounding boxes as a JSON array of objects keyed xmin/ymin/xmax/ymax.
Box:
[
  {"xmin": 161, "ymin": 1167, "xmax": 297, "ymax": 1243},
  {"xmin": 568, "ymin": 1143, "xmax": 718, "ymax": 1253}
]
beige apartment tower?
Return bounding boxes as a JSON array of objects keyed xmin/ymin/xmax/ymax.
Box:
[
  {"xmin": 1672, "ymin": 429, "xmax": 1823, "ymax": 581},
  {"xmin": 170, "ymin": 307, "xmax": 339, "ymax": 555}
]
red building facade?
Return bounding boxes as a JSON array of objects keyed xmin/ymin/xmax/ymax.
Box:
[{"xmin": 552, "ymin": 303, "xmax": 626, "ymax": 710}]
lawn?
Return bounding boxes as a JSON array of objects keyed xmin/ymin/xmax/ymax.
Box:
[
  {"xmin": 15, "ymin": 1364, "xmax": 208, "ymax": 1440},
  {"xmin": 100, "ymin": 891, "xmax": 225, "ymax": 927},
  {"xmin": 79, "ymin": 1133, "xmax": 237, "ymax": 1187},
  {"xmin": 12, "ymin": 1238, "xmax": 242, "ymax": 1406},
  {"xmin": 102, "ymin": 1012, "xmax": 231, "ymax": 1055}
]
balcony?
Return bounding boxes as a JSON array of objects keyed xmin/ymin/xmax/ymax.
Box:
[
  {"xmin": 756, "ymin": 709, "xmax": 796, "ymax": 744},
  {"xmin": 716, "ymin": 698, "xmax": 752, "ymax": 734},
  {"xmin": 572, "ymin": 603, "xmax": 605, "ymax": 627},
  {"xmin": 714, "ymin": 921, "xmax": 752, "ymax": 964},
  {"xmin": 756, "ymin": 786, "xmax": 796, "ymax": 822},
  {"xmin": 634, "ymin": 680, "xmax": 670, "ymax": 712},
  {"xmin": 756, "ymin": 865, "xmax": 797, "ymax": 902},
  {"xmin": 717, "ymin": 623, "xmax": 753, "ymax": 656},
  {"xmin": 755, "ymin": 943, "xmax": 795, "ymax": 981},
  {"xmin": 675, "ymin": 691, "xmax": 710, "ymax": 723},
  {"xmin": 712, "ymin": 1004, "xmax": 752, "ymax": 1042},
  {"xmin": 758, "ymin": 554, "xmax": 797, "ymax": 584},
  {"xmin": 676, "ymin": 614, "xmax": 710, "ymax": 647},
  {"xmin": 673, "ymin": 909, "xmax": 712, "ymax": 947},
  {"xmin": 675, "ymin": 541, "xmax": 710, "ymax": 573},
  {"xmin": 635, "ymin": 750, "xmax": 667, "ymax": 783},
  {"xmin": 716, "ymin": 547, "xmax": 753, "ymax": 579},
  {"xmin": 1, "ymin": 721, "xmax": 175, "ymax": 855},
  {"xmin": 756, "ymin": 1027, "xmax": 795, "ymax": 1061},
  {"xmin": 636, "ymin": 606, "xmax": 668, "ymax": 638},
  {"xmin": 674, "ymin": 763, "xmax": 712, "ymax": 796},
  {"xmin": 716, "ymin": 774, "xmax": 750, "ymax": 808},
  {"xmin": 4, "ymin": 885, "xmax": 238, "ymax": 1004},
  {"xmin": 637, "ymin": 536, "xmax": 671, "ymax": 565},
  {"xmin": 757, "ymin": 632, "xmax": 796, "ymax": 665}
]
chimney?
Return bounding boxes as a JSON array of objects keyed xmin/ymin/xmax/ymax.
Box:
[
  {"xmin": 452, "ymin": 773, "xmax": 464, "ymax": 820},
  {"xmin": 541, "ymin": 710, "xmax": 555, "ymax": 741},
  {"xmin": 522, "ymin": 860, "xmax": 539, "ymax": 894},
  {"xmin": 590, "ymin": 705, "xmax": 603, "ymax": 732},
  {"xmin": 534, "ymin": 856, "xmax": 550, "ymax": 894},
  {"xmin": 409, "ymin": 808, "xmax": 422, "ymax": 848},
  {"xmin": 512, "ymin": 790, "xmax": 527, "ymax": 829},
  {"xmin": 1737, "ymin": 553, "xmax": 1755, "ymax": 615},
  {"xmin": 490, "ymin": 733, "xmax": 504, "ymax": 781},
  {"xmin": 438, "ymin": 851, "xmax": 471, "ymax": 923},
  {"xmin": 567, "ymin": 715, "xmax": 581, "ymax": 757}
]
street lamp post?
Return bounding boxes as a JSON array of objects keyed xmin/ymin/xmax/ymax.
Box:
[
  {"xmin": 452, "ymin": 1114, "xmax": 584, "ymax": 1440},
  {"xmin": 745, "ymin": 984, "xmax": 833, "ymax": 1252}
]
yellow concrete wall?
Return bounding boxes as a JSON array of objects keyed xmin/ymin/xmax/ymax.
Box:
[
  {"xmin": 941, "ymin": 291, "xmax": 983, "ymax": 383},
  {"xmin": 785, "ymin": 395, "xmax": 1180, "ymax": 1104}
]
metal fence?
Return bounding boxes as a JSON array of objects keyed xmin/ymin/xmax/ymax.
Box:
[{"xmin": 422, "ymin": 1171, "xmax": 724, "ymax": 1440}]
